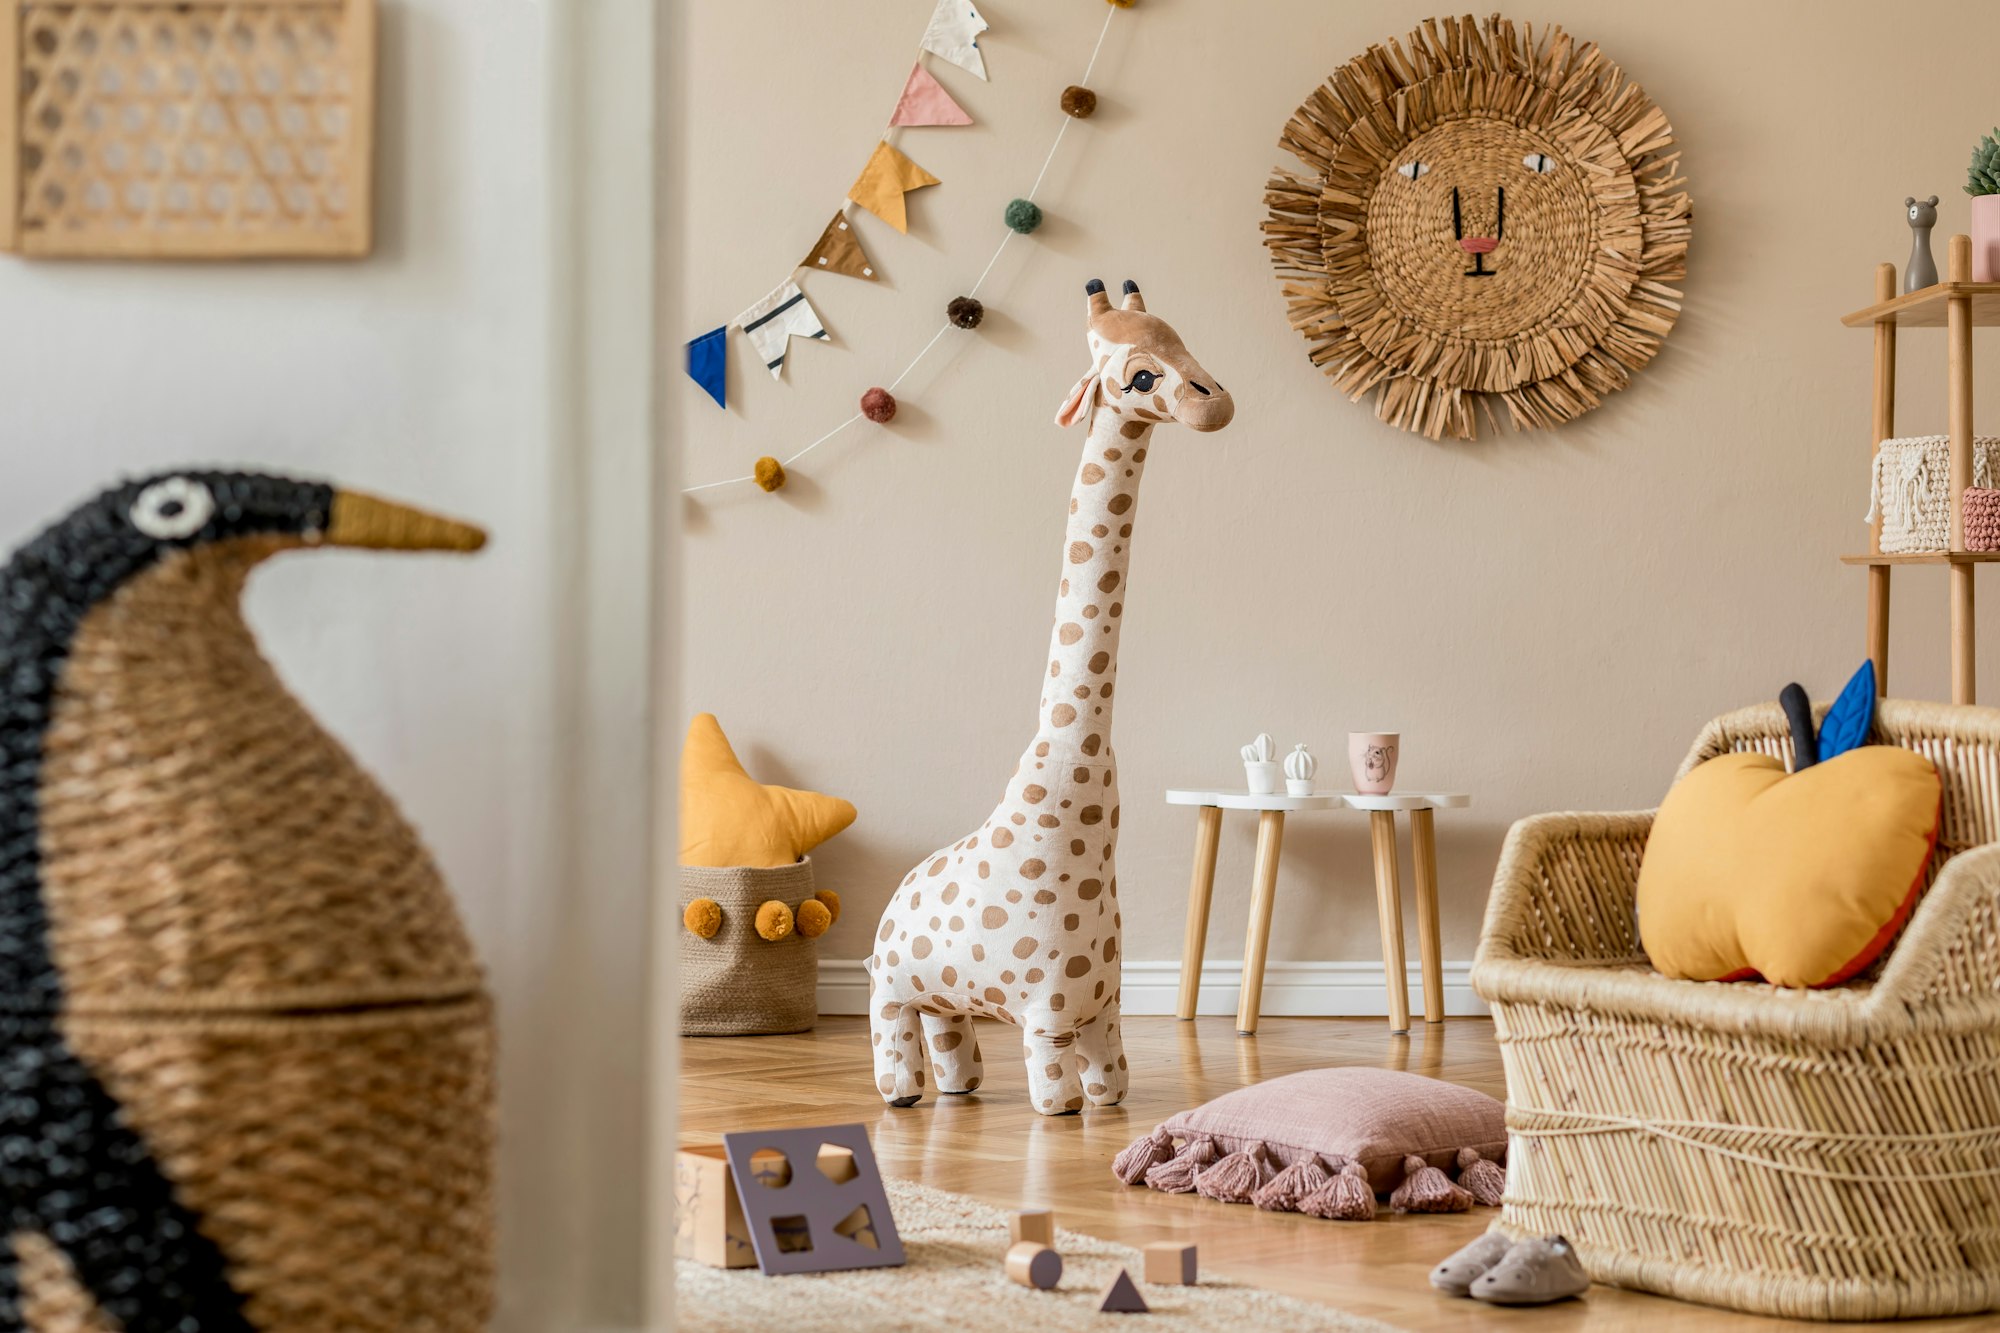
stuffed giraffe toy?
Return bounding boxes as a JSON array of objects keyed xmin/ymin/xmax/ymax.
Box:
[{"xmin": 870, "ymin": 279, "xmax": 1235, "ymax": 1114}]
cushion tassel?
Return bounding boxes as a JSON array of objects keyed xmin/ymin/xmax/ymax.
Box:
[
  {"xmin": 1252, "ymin": 1153, "xmax": 1333, "ymax": 1212},
  {"xmin": 1456, "ymin": 1147, "xmax": 1507, "ymax": 1206},
  {"xmin": 1143, "ymin": 1135, "xmax": 1215, "ymax": 1194},
  {"xmin": 1298, "ymin": 1158, "xmax": 1375, "ymax": 1221},
  {"xmin": 1111, "ymin": 1127, "xmax": 1175, "ymax": 1185},
  {"xmin": 1390, "ymin": 1154, "xmax": 1473, "ymax": 1214},
  {"xmin": 1194, "ymin": 1140, "xmax": 1269, "ymax": 1204}
]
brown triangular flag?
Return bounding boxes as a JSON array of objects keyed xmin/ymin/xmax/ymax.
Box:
[
  {"xmin": 1098, "ymin": 1268, "xmax": 1148, "ymax": 1313},
  {"xmin": 848, "ymin": 141, "xmax": 940, "ymax": 234},
  {"xmin": 801, "ymin": 211, "xmax": 877, "ymax": 281}
]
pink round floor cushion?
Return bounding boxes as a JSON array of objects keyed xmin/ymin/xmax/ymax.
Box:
[{"xmin": 1111, "ymin": 1068, "xmax": 1507, "ymax": 1219}]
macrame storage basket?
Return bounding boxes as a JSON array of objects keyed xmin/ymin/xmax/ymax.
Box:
[
  {"xmin": 681, "ymin": 860, "xmax": 821, "ymax": 1036},
  {"xmin": 1866, "ymin": 435, "xmax": 2000, "ymax": 552},
  {"xmin": 1964, "ymin": 487, "xmax": 2000, "ymax": 552}
]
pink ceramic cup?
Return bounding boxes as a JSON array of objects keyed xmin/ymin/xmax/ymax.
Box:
[{"xmin": 1348, "ymin": 732, "xmax": 1400, "ymax": 795}]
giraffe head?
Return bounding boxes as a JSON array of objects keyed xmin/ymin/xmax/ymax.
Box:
[{"xmin": 1055, "ymin": 279, "xmax": 1233, "ymax": 435}]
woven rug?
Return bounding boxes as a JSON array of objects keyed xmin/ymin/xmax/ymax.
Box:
[{"xmin": 676, "ymin": 1176, "xmax": 1397, "ymax": 1332}]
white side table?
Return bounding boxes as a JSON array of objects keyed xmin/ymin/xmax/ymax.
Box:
[{"xmin": 1164, "ymin": 788, "xmax": 1471, "ymax": 1036}]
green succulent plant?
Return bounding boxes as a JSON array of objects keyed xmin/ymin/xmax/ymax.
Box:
[{"xmin": 1969, "ymin": 129, "xmax": 2000, "ymax": 198}]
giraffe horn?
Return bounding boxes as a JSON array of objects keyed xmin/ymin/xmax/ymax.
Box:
[
  {"xmin": 1121, "ymin": 280, "xmax": 1146, "ymax": 313},
  {"xmin": 1085, "ymin": 278, "xmax": 1111, "ymax": 318}
]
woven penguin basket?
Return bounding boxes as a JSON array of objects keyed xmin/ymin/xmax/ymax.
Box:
[{"xmin": 0, "ymin": 471, "xmax": 494, "ymax": 1332}]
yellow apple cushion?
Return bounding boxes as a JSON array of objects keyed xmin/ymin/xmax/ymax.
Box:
[
  {"xmin": 1637, "ymin": 749, "xmax": 1941, "ymax": 988},
  {"xmin": 680, "ymin": 713, "xmax": 857, "ymax": 868}
]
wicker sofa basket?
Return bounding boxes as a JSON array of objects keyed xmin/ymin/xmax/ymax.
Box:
[
  {"xmin": 1866, "ymin": 435, "xmax": 2000, "ymax": 552},
  {"xmin": 1474, "ymin": 700, "xmax": 2000, "ymax": 1321},
  {"xmin": 681, "ymin": 860, "xmax": 821, "ymax": 1036}
]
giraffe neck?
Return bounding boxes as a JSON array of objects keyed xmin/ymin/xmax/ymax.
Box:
[{"xmin": 1035, "ymin": 410, "xmax": 1152, "ymax": 753}]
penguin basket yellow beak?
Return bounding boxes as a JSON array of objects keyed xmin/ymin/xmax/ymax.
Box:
[{"xmin": 326, "ymin": 490, "xmax": 488, "ymax": 553}]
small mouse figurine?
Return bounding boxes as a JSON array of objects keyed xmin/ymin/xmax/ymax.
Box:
[{"xmin": 1905, "ymin": 195, "xmax": 1940, "ymax": 292}]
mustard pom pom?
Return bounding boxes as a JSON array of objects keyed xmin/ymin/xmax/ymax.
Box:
[
  {"xmin": 814, "ymin": 888, "xmax": 842, "ymax": 923},
  {"xmin": 1060, "ymin": 85, "xmax": 1097, "ymax": 118},
  {"xmin": 755, "ymin": 899, "xmax": 795, "ymax": 941},
  {"xmin": 860, "ymin": 387, "xmax": 897, "ymax": 423},
  {"xmin": 796, "ymin": 898, "xmax": 832, "ymax": 938},
  {"xmin": 754, "ymin": 456, "xmax": 786, "ymax": 492},
  {"xmin": 1107, "ymin": 0, "xmax": 1137, "ymax": 8},
  {"xmin": 684, "ymin": 897, "xmax": 722, "ymax": 939}
]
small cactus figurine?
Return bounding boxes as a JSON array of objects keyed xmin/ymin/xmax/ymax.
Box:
[
  {"xmin": 1905, "ymin": 195, "xmax": 1940, "ymax": 292},
  {"xmin": 1284, "ymin": 743, "xmax": 1318, "ymax": 796},
  {"xmin": 1241, "ymin": 732, "xmax": 1281, "ymax": 795}
]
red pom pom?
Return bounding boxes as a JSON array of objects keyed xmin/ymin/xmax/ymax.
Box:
[{"xmin": 860, "ymin": 387, "xmax": 897, "ymax": 423}]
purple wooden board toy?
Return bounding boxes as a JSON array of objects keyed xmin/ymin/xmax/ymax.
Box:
[{"xmin": 722, "ymin": 1122, "xmax": 906, "ymax": 1274}]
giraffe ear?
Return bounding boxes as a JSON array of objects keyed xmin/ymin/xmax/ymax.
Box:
[{"xmin": 1055, "ymin": 367, "xmax": 1100, "ymax": 429}]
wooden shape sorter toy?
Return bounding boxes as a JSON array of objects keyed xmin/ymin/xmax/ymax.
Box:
[{"xmin": 722, "ymin": 1123, "xmax": 905, "ymax": 1275}]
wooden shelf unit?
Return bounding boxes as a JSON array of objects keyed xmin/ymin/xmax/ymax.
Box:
[{"xmin": 1855, "ymin": 234, "xmax": 1984, "ymax": 704}]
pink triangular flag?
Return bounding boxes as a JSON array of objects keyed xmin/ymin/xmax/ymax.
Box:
[{"xmin": 889, "ymin": 62, "xmax": 972, "ymax": 127}]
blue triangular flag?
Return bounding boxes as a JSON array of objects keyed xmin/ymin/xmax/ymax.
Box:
[
  {"xmin": 1817, "ymin": 660, "xmax": 1877, "ymax": 761},
  {"xmin": 687, "ymin": 326, "xmax": 727, "ymax": 409}
]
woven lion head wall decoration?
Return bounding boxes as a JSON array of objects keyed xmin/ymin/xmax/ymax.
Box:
[{"xmin": 1264, "ymin": 13, "xmax": 1692, "ymax": 440}]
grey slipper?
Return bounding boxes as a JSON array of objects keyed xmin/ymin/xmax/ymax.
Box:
[
  {"xmin": 1428, "ymin": 1230, "xmax": 1513, "ymax": 1297},
  {"xmin": 1470, "ymin": 1234, "xmax": 1591, "ymax": 1306}
]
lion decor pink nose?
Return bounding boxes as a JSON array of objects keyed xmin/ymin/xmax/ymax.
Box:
[{"xmin": 1459, "ymin": 237, "xmax": 1498, "ymax": 255}]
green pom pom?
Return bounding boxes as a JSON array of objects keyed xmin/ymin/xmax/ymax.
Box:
[{"xmin": 1004, "ymin": 198, "xmax": 1043, "ymax": 234}]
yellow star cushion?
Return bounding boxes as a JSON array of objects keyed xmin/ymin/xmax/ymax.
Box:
[
  {"xmin": 1636, "ymin": 748, "xmax": 1940, "ymax": 988},
  {"xmin": 679, "ymin": 714, "xmax": 857, "ymax": 868}
]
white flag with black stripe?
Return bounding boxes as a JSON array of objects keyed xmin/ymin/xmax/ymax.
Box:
[{"xmin": 736, "ymin": 279, "xmax": 830, "ymax": 380}]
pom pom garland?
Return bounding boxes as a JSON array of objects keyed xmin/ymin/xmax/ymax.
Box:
[
  {"xmin": 1003, "ymin": 199, "xmax": 1043, "ymax": 234},
  {"xmin": 947, "ymin": 296, "xmax": 985, "ymax": 329},
  {"xmin": 860, "ymin": 387, "xmax": 898, "ymax": 423},
  {"xmin": 753, "ymin": 456, "xmax": 786, "ymax": 492},
  {"xmin": 1060, "ymin": 85, "xmax": 1097, "ymax": 118},
  {"xmin": 754, "ymin": 899, "xmax": 795, "ymax": 941},
  {"xmin": 683, "ymin": 897, "xmax": 722, "ymax": 939}
]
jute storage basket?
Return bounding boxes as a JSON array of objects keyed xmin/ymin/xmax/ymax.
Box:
[
  {"xmin": 1475, "ymin": 700, "xmax": 2000, "ymax": 1321},
  {"xmin": 1866, "ymin": 434, "xmax": 2000, "ymax": 552},
  {"xmin": 681, "ymin": 860, "xmax": 822, "ymax": 1036}
]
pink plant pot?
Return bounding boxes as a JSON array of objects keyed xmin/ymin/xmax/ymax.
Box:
[
  {"xmin": 1348, "ymin": 732, "xmax": 1400, "ymax": 795},
  {"xmin": 1974, "ymin": 195, "xmax": 2000, "ymax": 284}
]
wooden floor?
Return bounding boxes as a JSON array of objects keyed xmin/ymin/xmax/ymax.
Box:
[{"xmin": 680, "ymin": 1015, "xmax": 1982, "ymax": 1331}]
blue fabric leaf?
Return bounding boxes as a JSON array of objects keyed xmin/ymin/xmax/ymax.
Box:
[
  {"xmin": 1817, "ymin": 660, "xmax": 1877, "ymax": 760},
  {"xmin": 687, "ymin": 326, "xmax": 727, "ymax": 409}
]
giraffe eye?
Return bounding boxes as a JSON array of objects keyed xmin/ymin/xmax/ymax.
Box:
[
  {"xmin": 1396, "ymin": 161, "xmax": 1429, "ymax": 180},
  {"xmin": 1522, "ymin": 153, "xmax": 1556, "ymax": 174},
  {"xmin": 1123, "ymin": 369, "xmax": 1158, "ymax": 394},
  {"xmin": 130, "ymin": 477, "xmax": 215, "ymax": 540}
]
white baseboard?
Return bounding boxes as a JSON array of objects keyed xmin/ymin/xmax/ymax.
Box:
[{"xmin": 817, "ymin": 958, "xmax": 1487, "ymax": 1020}]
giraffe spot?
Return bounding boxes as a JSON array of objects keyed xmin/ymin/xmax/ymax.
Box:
[
  {"xmin": 911, "ymin": 937, "xmax": 933, "ymax": 959},
  {"xmin": 1095, "ymin": 980, "xmax": 1106, "ymax": 999},
  {"xmin": 1027, "ymin": 968, "xmax": 1045, "ymax": 982},
  {"xmin": 1151, "ymin": 394, "xmax": 1167, "ymax": 412},
  {"xmin": 1045, "ymin": 1063, "xmax": 1064, "ymax": 1081},
  {"xmin": 1021, "ymin": 858, "xmax": 1047, "ymax": 880},
  {"xmin": 1082, "ymin": 605, "xmax": 1099, "ymax": 619},
  {"xmin": 1081, "ymin": 734, "xmax": 1102, "ymax": 756},
  {"xmin": 982, "ymin": 906, "xmax": 1009, "ymax": 929},
  {"xmin": 1111, "ymin": 806, "xmax": 1121, "ymax": 828},
  {"xmin": 1069, "ymin": 499, "xmax": 1077, "ymax": 514},
  {"xmin": 1104, "ymin": 448, "xmax": 1123, "ymax": 461},
  {"xmin": 979, "ymin": 862, "xmax": 991, "ymax": 878},
  {"xmin": 1074, "ymin": 685, "xmax": 1090, "ymax": 699},
  {"xmin": 1058, "ymin": 623, "xmax": 1083, "ymax": 645},
  {"xmin": 1106, "ymin": 493, "xmax": 1133, "ymax": 517},
  {"xmin": 1051, "ymin": 704, "xmax": 1077, "ymax": 727},
  {"xmin": 1049, "ymin": 660, "xmax": 1059, "ymax": 677},
  {"xmin": 985, "ymin": 987, "xmax": 1008, "ymax": 1005},
  {"xmin": 1006, "ymin": 889, "xmax": 1023, "ymax": 903},
  {"xmin": 1098, "ymin": 571, "xmax": 1120, "ymax": 593},
  {"xmin": 949, "ymin": 916, "xmax": 965, "ymax": 931},
  {"xmin": 878, "ymin": 1074, "xmax": 896, "ymax": 1094},
  {"xmin": 1041, "ymin": 1098, "xmax": 1053, "ymax": 1109},
  {"xmin": 1012, "ymin": 936, "xmax": 1037, "ymax": 960},
  {"xmin": 967, "ymin": 836, "xmax": 979, "ymax": 849},
  {"xmin": 1012, "ymin": 813, "xmax": 1026, "ymax": 824},
  {"xmin": 1078, "ymin": 879, "xmax": 1103, "ymax": 901},
  {"xmin": 1035, "ymin": 742, "xmax": 1051, "ymax": 756},
  {"xmin": 1104, "ymin": 937, "xmax": 1118, "ymax": 963},
  {"xmin": 1068, "ymin": 541, "xmax": 1093, "ymax": 564},
  {"xmin": 1087, "ymin": 652, "xmax": 1110, "ymax": 674},
  {"xmin": 942, "ymin": 883, "xmax": 959, "ymax": 904},
  {"xmin": 1023, "ymin": 784, "xmax": 1047, "ymax": 804},
  {"xmin": 1088, "ymin": 1082, "xmax": 1107, "ymax": 1096},
  {"xmin": 1001, "ymin": 970, "xmax": 1016, "ymax": 983},
  {"xmin": 1034, "ymin": 889, "xmax": 1058, "ymax": 904},
  {"xmin": 915, "ymin": 1070, "xmax": 927, "ymax": 1087},
  {"xmin": 911, "ymin": 893, "xmax": 922, "ymax": 908},
  {"xmin": 992, "ymin": 828, "xmax": 1014, "ymax": 848},
  {"xmin": 972, "ymin": 944, "xmax": 986, "ymax": 961},
  {"xmin": 1079, "ymin": 806, "xmax": 1104, "ymax": 826},
  {"xmin": 878, "ymin": 919, "xmax": 894, "ymax": 942},
  {"xmin": 1070, "ymin": 839, "xmax": 1086, "ymax": 855},
  {"xmin": 929, "ymin": 917, "xmax": 941, "ymax": 930},
  {"xmin": 942, "ymin": 966, "xmax": 958, "ymax": 986},
  {"xmin": 1120, "ymin": 524, "xmax": 1132, "ymax": 537},
  {"xmin": 1120, "ymin": 420, "xmax": 1146, "ymax": 439},
  {"xmin": 1050, "ymin": 993, "xmax": 1067, "ymax": 1011},
  {"xmin": 1064, "ymin": 913, "xmax": 1080, "ymax": 930},
  {"xmin": 1109, "ymin": 602, "xmax": 1123, "ymax": 617},
  {"xmin": 1102, "ymin": 684, "xmax": 1114, "ymax": 698},
  {"xmin": 1118, "ymin": 1055, "xmax": 1128, "ymax": 1071},
  {"xmin": 886, "ymin": 950, "xmax": 901, "ymax": 967},
  {"xmin": 1040, "ymin": 813, "xmax": 1061, "ymax": 828},
  {"xmin": 1081, "ymin": 463, "xmax": 1106, "ymax": 484},
  {"xmin": 912, "ymin": 975, "xmax": 927, "ymax": 991},
  {"xmin": 929, "ymin": 857, "xmax": 947, "ymax": 876},
  {"xmin": 1065, "ymin": 955, "xmax": 1092, "ymax": 978},
  {"xmin": 1061, "ymin": 578, "xmax": 1070, "ymax": 594}
]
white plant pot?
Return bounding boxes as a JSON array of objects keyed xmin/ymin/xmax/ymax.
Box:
[
  {"xmin": 1975, "ymin": 194, "xmax": 2000, "ymax": 283},
  {"xmin": 1285, "ymin": 778, "xmax": 1315, "ymax": 796},
  {"xmin": 1244, "ymin": 761, "xmax": 1282, "ymax": 795}
]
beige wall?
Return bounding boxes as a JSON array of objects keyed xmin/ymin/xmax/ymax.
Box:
[{"xmin": 677, "ymin": 0, "xmax": 2000, "ymax": 991}]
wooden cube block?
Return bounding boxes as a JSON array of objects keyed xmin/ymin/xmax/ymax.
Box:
[
  {"xmin": 1143, "ymin": 1241, "xmax": 1197, "ymax": 1285},
  {"xmin": 1010, "ymin": 1209, "xmax": 1055, "ymax": 1247}
]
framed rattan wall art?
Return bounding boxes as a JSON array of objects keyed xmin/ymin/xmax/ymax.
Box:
[
  {"xmin": 1264, "ymin": 13, "xmax": 1691, "ymax": 441},
  {"xmin": 0, "ymin": 0, "xmax": 375, "ymax": 259}
]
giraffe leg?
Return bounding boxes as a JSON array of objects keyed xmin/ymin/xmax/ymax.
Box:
[
  {"xmin": 920, "ymin": 1011, "xmax": 984, "ymax": 1094},
  {"xmin": 1075, "ymin": 995, "xmax": 1129, "ymax": 1107},
  {"xmin": 1020, "ymin": 1016, "xmax": 1085, "ymax": 1116},
  {"xmin": 869, "ymin": 983, "xmax": 926, "ymax": 1107}
]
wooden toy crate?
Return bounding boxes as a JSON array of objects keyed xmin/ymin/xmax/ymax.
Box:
[{"xmin": 0, "ymin": 0, "xmax": 375, "ymax": 258}]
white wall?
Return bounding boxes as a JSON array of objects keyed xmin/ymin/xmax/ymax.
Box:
[{"xmin": 0, "ymin": 2, "xmax": 657, "ymax": 1328}]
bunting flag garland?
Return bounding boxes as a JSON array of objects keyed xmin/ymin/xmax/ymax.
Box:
[
  {"xmin": 686, "ymin": 326, "xmax": 728, "ymax": 408},
  {"xmin": 920, "ymin": 0, "xmax": 990, "ymax": 80},
  {"xmin": 890, "ymin": 62, "xmax": 973, "ymax": 127},
  {"xmin": 737, "ymin": 280, "xmax": 830, "ymax": 380},
  {"xmin": 802, "ymin": 212, "xmax": 877, "ymax": 280},
  {"xmin": 847, "ymin": 141, "xmax": 941, "ymax": 234}
]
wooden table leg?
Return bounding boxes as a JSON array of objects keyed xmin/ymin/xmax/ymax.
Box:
[
  {"xmin": 1411, "ymin": 808, "xmax": 1445, "ymax": 1024},
  {"xmin": 1176, "ymin": 805, "xmax": 1223, "ymax": 1021},
  {"xmin": 1369, "ymin": 810, "xmax": 1411, "ymax": 1034},
  {"xmin": 1235, "ymin": 810, "xmax": 1285, "ymax": 1036}
]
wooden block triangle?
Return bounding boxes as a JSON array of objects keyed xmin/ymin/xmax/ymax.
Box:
[{"xmin": 1098, "ymin": 1267, "xmax": 1148, "ymax": 1313}]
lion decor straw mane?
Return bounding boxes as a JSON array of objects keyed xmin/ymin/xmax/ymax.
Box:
[{"xmin": 1263, "ymin": 12, "xmax": 1692, "ymax": 441}]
